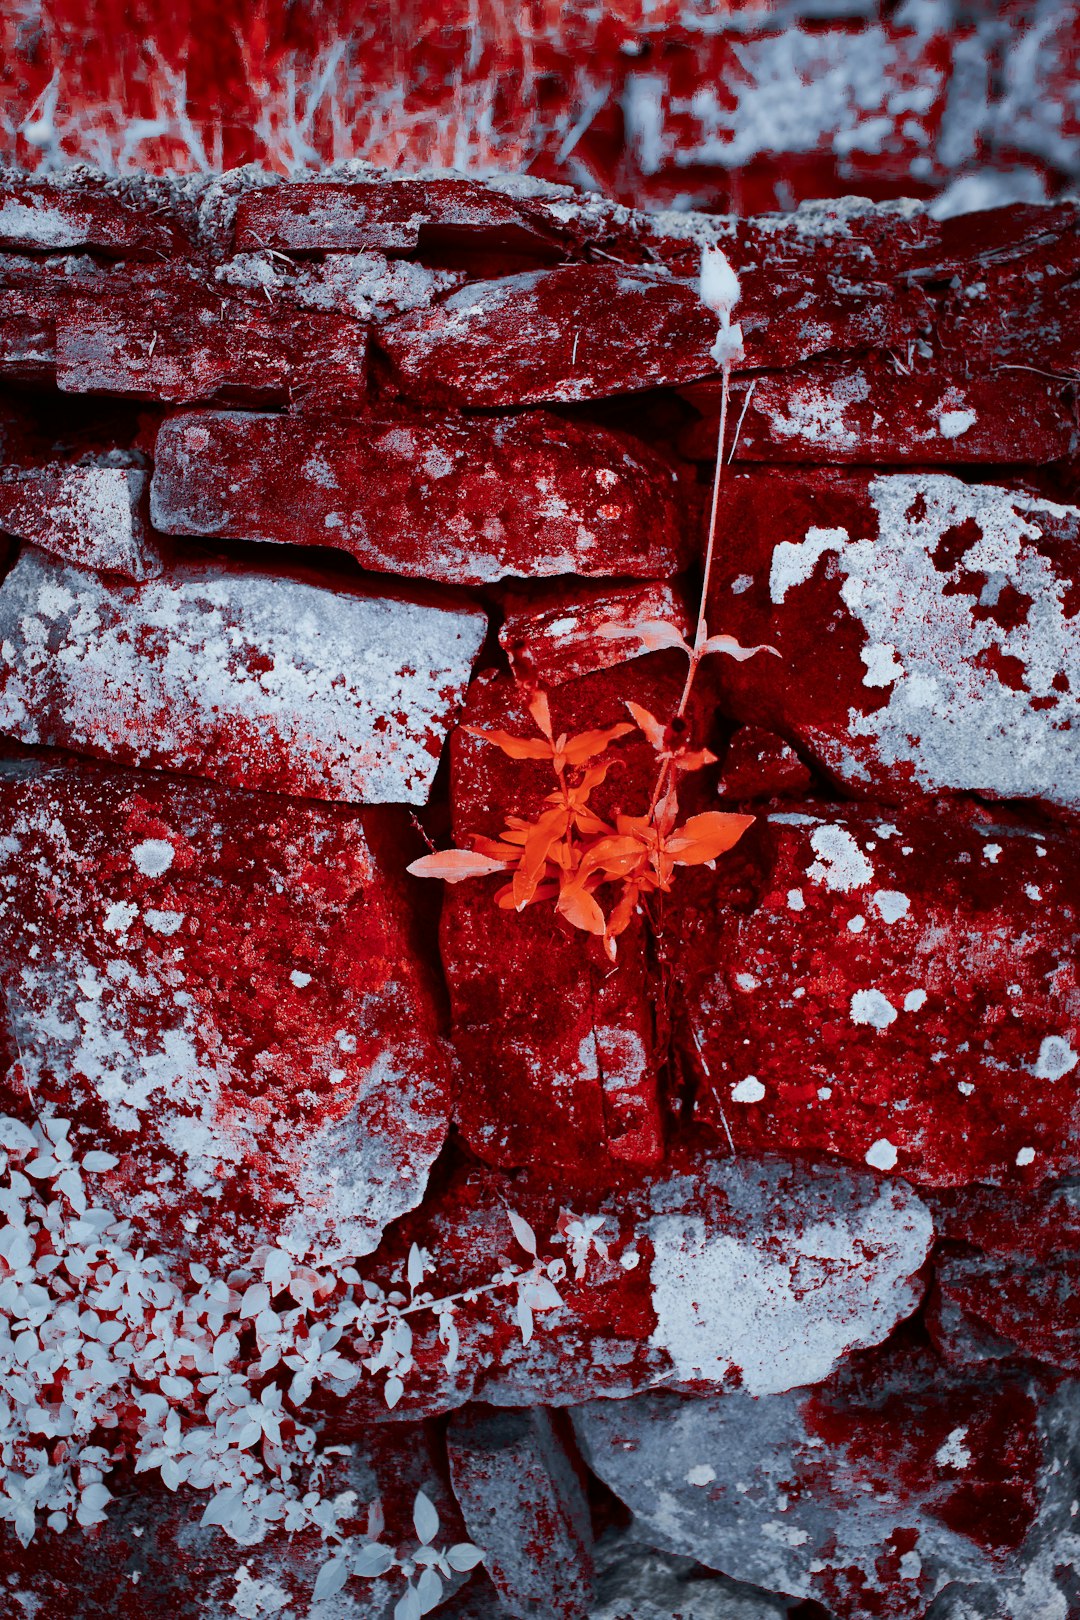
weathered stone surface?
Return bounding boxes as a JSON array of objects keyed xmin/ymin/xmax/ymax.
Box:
[
  {"xmin": 380, "ymin": 265, "xmax": 719, "ymax": 405},
  {"xmin": 331, "ymin": 1146, "xmax": 931, "ymax": 1423},
  {"xmin": 715, "ymin": 725, "xmax": 813, "ymax": 802},
  {"xmin": 55, "ymin": 276, "xmax": 368, "ymax": 407},
  {"xmin": 673, "ymin": 801, "xmax": 1079, "ymax": 1189},
  {"xmin": 705, "ymin": 469, "xmax": 1080, "ymax": 813},
  {"xmin": 680, "ymin": 360, "xmax": 1075, "ymax": 465},
  {"xmin": 589, "ymin": 1529, "xmax": 793, "ymax": 1620},
  {"xmin": 933, "ymin": 200, "xmax": 1080, "ymax": 376},
  {"xmin": 447, "ymin": 1408, "xmax": 594, "ymax": 1619},
  {"xmin": 150, "ymin": 409, "xmax": 688, "ymax": 586},
  {"xmin": 0, "ymin": 464, "xmax": 160, "ymax": 578},
  {"xmin": 234, "ymin": 178, "xmax": 558, "ymax": 256},
  {"xmin": 0, "ymin": 180, "xmax": 186, "ymax": 257},
  {"xmin": 0, "ymin": 757, "xmax": 452, "ymax": 1266},
  {"xmin": 442, "ymin": 659, "xmax": 684, "ymax": 1172},
  {"xmin": 497, "ymin": 579, "xmax": 692, "ymax": 687},
  {"xmin": 0, "ymin": 548, "xmax": 485, "ymax": 805},
  {"xmin": 927, "ymin": 1182, "xmax": 1080, "ymax": 1373},
  {"xmin": 573, "ymin": 1335, "xmax": 1071, "ymax": 1620}
]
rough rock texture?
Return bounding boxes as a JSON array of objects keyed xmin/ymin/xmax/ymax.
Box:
[
  {"xmin": 926, "ymin": 1182, "xmax": 1080, "ymax": 1373},
  {"xmin": 447, "ymin": 1408, "xmax": 594, "ymax": 1619},
  {"xmin": 588, "ymin": 1529, "xmax": 797, "ymax": 1620},
  {"xmin": 327, "ymin": 1147, "xmax": 932, "ymax": 1424},
  {"xmin": 150, "ymin": 409, "xmax": 688, "ymax": 586},
  {"xmin": 0, "ymin": 166, "xmax": 1077, "ymax": 1619},
  {"xmin": 55, "ymin": 275, "xmax": 370, "ymax": 408},
  {"xmin": 574, "ymin": 1333, "xmax": 1080, "ymax": 1620},
  {"xmin": 0, "ymin": 464, "xmax": 159, "ymax": 578},
  {"xmin": 0, "ymin": 756, "xmax": 452, "ymax": 1266},
  {"xmin": 673, "ymin": 802, "xmax": 1080, "ymax": 1188},
  {"xmin": 705, "ymin": 469, "xmax": 1080, "ymax": 813},
  {"xmin": 0, "ymin": 548, "xmax": 485, "ymax": 804}
]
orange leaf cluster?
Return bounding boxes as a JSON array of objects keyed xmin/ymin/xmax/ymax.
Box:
[{"xmin": 409, "ymin": 687, "xmax": 754, "ymax": 960}]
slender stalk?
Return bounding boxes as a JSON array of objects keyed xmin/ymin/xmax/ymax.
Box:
[{"xmin": 645, "ymin": 360, "xmax": 732, "ymax": 822}]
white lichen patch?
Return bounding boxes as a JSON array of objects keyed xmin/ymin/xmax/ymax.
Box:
[
  {"xmin": 851, "ymin": 989, "xmax": 898, "ymax": 1030},
  {"xmin": 647, "ymin": 1165, "xmax": 932, "ymax": 1396},
  {"xmin": 0, "ymin": 551, "xmax": 486, "ymax": 805},
  {"xmin": 776, "ymin": 475, "xmax": 1080, "ymax": 809},
  {"xmin": 806, "ymin": 825, "xmax": 874, "ymax": 892}
]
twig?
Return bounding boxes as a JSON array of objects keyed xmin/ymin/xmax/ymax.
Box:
[{"xmin": 727, "ymin": 377, "xmax": 757, "ymax": 464}]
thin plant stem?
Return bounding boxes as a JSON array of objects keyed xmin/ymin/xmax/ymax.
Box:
[{"xmin": 645, "ymin": 360, "xmax": 733, "ymax": 822}]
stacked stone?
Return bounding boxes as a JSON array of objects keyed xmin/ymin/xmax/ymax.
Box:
[{"xmin": 0, "ymin": 171, "xmax": 1077, "ymax": 1618}]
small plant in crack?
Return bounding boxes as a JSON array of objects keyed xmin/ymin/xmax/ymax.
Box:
[{"xmin": 409, "ymin": 248, "xmax": 777, "ymax": 957}]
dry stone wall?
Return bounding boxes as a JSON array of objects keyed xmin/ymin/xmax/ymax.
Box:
[{"xmin": 0, "ymin": 169, "xmax": 1078, "ymax": 1619}]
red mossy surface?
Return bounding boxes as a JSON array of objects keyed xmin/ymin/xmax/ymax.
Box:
[
  {"xmin": 672, "ymin": 800, "xmax": 1080, "ymax": 1188},
  {"xmin": 0, "ymin": 756, "xmax": 452, "ymax": 1267},
  {"xmin": 150, "ymin": 408, "xmax": 688, "ymax": 586}
]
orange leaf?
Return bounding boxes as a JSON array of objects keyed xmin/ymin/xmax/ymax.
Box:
[
  {"xmin": 555, "ymin": 883, "xmax": 607, "ymax": 936},
  {"xmin": 579, "ymin": 834, "xmax": 646, "ymax": 883},
  {"xmin": 559, "ymin": 723, "xmax": 635, "ymax": 765},
  {"xmin": 667, "ymin": 811, "xmax": 755, "ymax": 865},
  {"xmin": 513, "ymin": 808, "xmax": 568, "ymax": 908},
  {"xmin": 407, "ymin": 849, "xmax": 513, "ymax": 882},
  {"xmin": 597, "ymin": 618, "xmax": 691, "ymax": 655},
  {"xmin": 527, "ymin": 688, "xmax": 554, "ymax": 740},
  {"xmin": 700, "ymin": 633, "xmax": 780, "ymax": 662},
  {"xmin": 625, "ymin": 701, "xmax": 665, "ymax": 750},
  {"xmin": 464, "ymin": 726, "xmax": 553, "ymax": 761},
  {"xmin": 496, "ymin": 880, "xmax": 558, "ymax": 910},
  {"xmin": 674, "ymin": 747, "xmax": 718, "ymax": 774},
  {"xmin": 606, "ymin": 882, "xmax": 640, "ymax": 941}
]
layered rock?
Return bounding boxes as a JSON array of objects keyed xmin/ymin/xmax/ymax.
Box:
[
  {"xmin": 704, "ymin": 469, "xmax": 1080, "ymax": 813},
  {"xmin": 0, "ymin": 757, "xmax": 452, "ymax": 1265},
  {"xmin": 0, "ymin": 464, "xmax": 159, "ymax": 578},
  {"xmin": 0, "ymin": 548, "xmax": 485, "ymax": 804},
  {"xmin": 673, "ymin": 802, "xmax": 1079, "ymax": 1187},
  {"xmin": 150, "ymin": 409, "xmax": 688, "ymax": 586}
]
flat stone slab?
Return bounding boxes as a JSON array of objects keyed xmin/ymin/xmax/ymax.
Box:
[{"xmin": 0, "ymin": 548, "xmax": 486, "ymax": 804}]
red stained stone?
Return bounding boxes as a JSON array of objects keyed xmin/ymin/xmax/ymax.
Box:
[
  {"xmin": 926, "ymin": 1182, "xmax": 1080, "ymax": 1373},
  {"xmin": 150, "ymin": 408, "xmax": 689, "ymax": 586},
  {"xmin": 926, "ymin": 202, "xmax": 1080, "ymax": 377},
  {"xmin": 0, "ymin": 180, "xmax": 189, "ymax": 258},
  {"xmin": 715, "ymin": 724, "xmax": 813, "ymax": 802},
  {"xmin": 330, "ymin": 1143, "xmax": 931, "ymax": 1424},
  {"xmin": 54, "ymin": 275, "xmax": 368, "ymax": 407},
  {"xmin": 380, "ymin": 264, "xmax": 720, "ymax": 405},
  {"xmin": 497, "ymin": 578, "xmax": 693, "ymax": 687},
  {"xmin": 0, "ymin": 757, "xmax": 452, "ymax": 1266},
  {"xmin": 573, "ymin": 1332, "xmax": 1054, "ymax": 1620},
  {"xmin": 234, "ymin": 178, "xmax": 559, "ymax": 257},
  {"xmin": 441, "ymin": 659, "xmax": 696, "ymax": 1173},
  {"xmin": 704, "ymin": 467, "xmax": 1080, "ymax": 813},
  {"xmin": 380, "ymin": 199, "xmax": 948, "ymax": 406},
  {"xmin": 679, "ymin": 358, "xmax": 1074, "ymax": 465},
  {"xmin": 672, "ymin": 800, "xmax": 1080, "ymax": 1189},
  {"xmin": 0, "ymin": 548, "xmax": 485, "ymax": 805},
  {"xmin": 0, "ymin": 464, "xmax": 160, "ymax": 579},
  {"xmin": 447, "ymin": 1408, "xmax": 594, "ymax": 1619}
]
